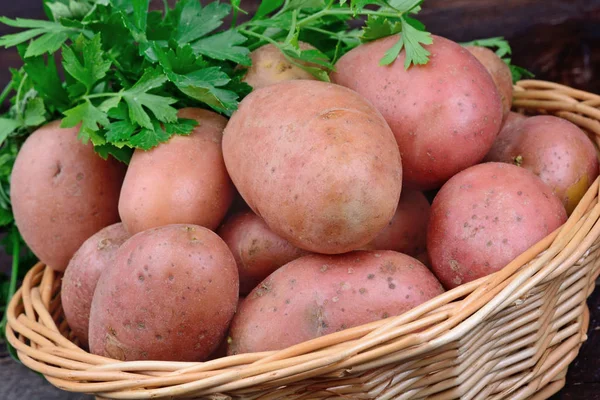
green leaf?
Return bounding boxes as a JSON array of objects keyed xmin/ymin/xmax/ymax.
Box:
[
  {"xmin": 287, "ymin": 0, "xmax": 326, "ymax": 10},
  {"xmin": 129, "ymin": 122, "xmax": 170, "ymax": 150},
  {"xmin": 0, "ymin": 119, "xmax": 20, "ymax": 146},
  {"xmin": 509, "ymin": 64, "xmax": 535, "ymax": 83},
  {"xmin": 61, "ymin": 101, "xmax": 110, "ymax": 142},
  {"xmin": 164, "ymin": 118, "xmax": 197, "ymax": 135},
  {"xmin": 174, "ymin": 0, "xmax": 231, "ymax": 44},
  {"xmin": 461, "ymin": 36, "xmax": 511, "ymax": 58},
  {"xmin": 105, "ymin": 119, "xmax": 136, "ymax": 142},
  {"xmin": 98, "ymin": 96, "xmax": 122, "ymax": 112},
  {"xmin": 0, "ymin": 29, "xmax": 47, "ymax": 48},
  {"xmin": 253, "ymin": 0, "xmax": 284, "ymax": 19},
  {"xmin": 0, "ymin": 16, "xmax": 64, "ymax": 29},
  {"xmin": 62, "ymin": 34, "xmax": 111, "ymax": 93},
  {"xmin": 154, "ymin": 43, "xmax": 207, "ymax": 75},
  {"xmin": 379, "ymin": 35, "xmax": 404, "ymax": 66},
  {"xmin": 22, "ymin": 55, "xmax": 70, "ymax": 110},
  {"xmin": 23, "ymin": 98, "xmax": 47, "ymax": 127},
  {"xmin": 121, "ymin": 68, "xmax": 178, "ymax": 128},
  {"xmin": 24, "ymin": 31, "xmax": 71, "ymax": 57},
  {"xmin": 94, "ymin": 144, "xmax": 133, "ymax": 163},
  {"xmin": 191, "ymin": 30, "xmax": 251, "ymax": 66},
  {"xmin": 169, "ymin": 67, "xmax": 239, "ymax": 114},
  {"xmin": 361, "ymin": 15, "xmax": 402, "ymax": 42}
]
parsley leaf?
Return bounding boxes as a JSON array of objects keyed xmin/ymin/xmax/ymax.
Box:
[
  {"xmin": 191, "ymin": 30, "xmax": 251, "ymax": 66},
  {"xmin": 174, "ymin": 0, "xmax": 230, "ymax": 44},
  {"xmin": 461, "ymin": 36, "xmax": 512, "ymax": 58},
  {"xmin": 62, "ymin": 34, "xmax": 111, "ymax": 95},
  {"xmin": 61, "ymin": 100, "xmax": 109, "ymax": 143},
  {"xmin": 0, "ymin": 17, "xmax": 81, "ymax": 57},
  {"xmin": 380, "ymin": 16, "xmax": 432, "ymax": 68},
  {"xmin": 22, "ymin": 55, "xmax": 70, "ymax": 110}
]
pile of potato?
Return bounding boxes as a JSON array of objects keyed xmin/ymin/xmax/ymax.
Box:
[{"xmin": 10, "ymin": 34, "xmax": 598, "ymax": 361}]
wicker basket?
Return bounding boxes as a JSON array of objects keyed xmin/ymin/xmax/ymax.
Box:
[{"xmin": 5, "ymin": 79, "xmax": 600, "ymax": 400}]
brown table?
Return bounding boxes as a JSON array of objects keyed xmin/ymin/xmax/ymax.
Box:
[{"xmin": 2, "ymin": 1, "xmax": 600, "ymax": 399}]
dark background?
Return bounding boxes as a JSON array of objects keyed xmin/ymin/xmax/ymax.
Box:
[{"xmin": 2, "ymin": 0, "xmax": 600, "ymax": 399}]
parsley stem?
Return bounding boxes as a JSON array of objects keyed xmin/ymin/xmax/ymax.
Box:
[
  {"xmin": 0, "ymin": 81, "xmax": 13, "ymax": 108},
  {"xmin": 297, "ymin": 9, "xmax": 405, "ymax": 28},
  {"xmin": 14, "ymin": 73, "xmax": 28, "ymax": 117},
  {"xmin": 84, "ymin": 92, "xmax": 121, "ymax": 100},
  {"xmin": 239, "ymin": 29, "xmax": 281, "ymax": 47}
]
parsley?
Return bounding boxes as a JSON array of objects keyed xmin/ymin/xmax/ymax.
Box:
[{"xmin": 460, "ymin": 36, "xmax": 534, "ymax": 83}]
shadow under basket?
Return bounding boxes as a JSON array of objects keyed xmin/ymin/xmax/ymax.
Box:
[{"xmin": 6, "ymin": 79, "xmax": 600, "ymax": 400}]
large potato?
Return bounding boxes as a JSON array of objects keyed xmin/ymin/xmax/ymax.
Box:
[
  {"xmin": 62, "ymin": 223, "xmax": 130, "ymax": 347},
  {"xmin": 332, "ymin": 35, "xmax": 503, "ymax": 190},
  {"xmin": 242, "ymin": 42, "xmax": 321, "ymax": 90},
  {"xmin": 218, "ymin": 210, "xmax": 309, "ymax": 295},
  {"xmin": 366, "ymin": 189, "xmax": 430, "ymax": 256},
  {"xmin": 11, "ymin": 121, "xmax": 125, "ymax": 271},
  {"xmin": 223, "ymin": 80, "xmax": 402, "ymax": 254},
  {"xmin": 119, "ymin": 108, "xmax": 234, "ymax": 234},
  {"xmin": 484, "ymin": 115, "xmax": 599, "ymax": 214},
  {"xmin": 428, "ymin": 162, "xmax": 567, "ymax": 289},
  {"xmin": 465, "ymin": 46, "xmax": 513, "ymax": 119},
  {"xmin": 227, "ymin": 251, "xmax": 444, "ymax": 354},
  {"xmin": 89, "ymin": 224, "xmax": 239, "ymax": 361}
]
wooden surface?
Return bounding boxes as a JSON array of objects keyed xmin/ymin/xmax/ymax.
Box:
[{"xmin": 2, "ymin": 0, "xmax": 600, "ymax": 399}]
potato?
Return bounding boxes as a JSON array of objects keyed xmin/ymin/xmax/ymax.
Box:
[
  {"xmin": 242, "ymin": 42, "xmax": 320, "ymax": 90},
  {"xmin": 89, "ymin": 224, "xmax": 239, "ymax": 361},
  {"xmin": 62, "ymin": 223, "xmax": 129, "ymax": 348},
  {"xmin": 11, "ymin": 121, "xmax": 125, "ymax": 271},
  {"xmin": 484, "ymin": 115, "xmax": 599, "ymax": 214},
  {"xmin": 223, "ymin": 80, "xmax": 402, "ymax": 254},
  {"xmin": 366, "ymin": 189, "xmax": 430, "ymax": 256},
  {"xmin": 332, "ymin": 35, "xmax": 503, "ymax": 190},
  {"xmin": 465, "ymin": 46, "xmax": 513, "ymax": 119},
  {"xmin": 428, "ymin": 162, "xmax": 567, "ymax": 289},
  {"xmin": 227, "ymin": 251, "xmax": 443, "ymax": 354},
  {"xmin": 119, "ymin": 108, "xmax": 234, "ymax": 234},
  {"xmin": 218, "ymin": 210, "xmax": 309, "ymax": 295}
]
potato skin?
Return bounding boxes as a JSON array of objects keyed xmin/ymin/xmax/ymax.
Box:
[
  {"xmin": 218, "ymin": 210, "xmax": 309, "ymax": 295},
  {"xmin": 332, "ymin": 35, "xmax": 502, "ymax": 190},
  {"xmin": 465, "ymin": 46, "xmax": 513, "ymax": 119},
  {"xmin": 223, "ymin": 80, "xmax": 402, "ymax": 254},
  {"xmin": 119, "ymin": 108, "xmax": 234, "ymax": 234},
  {"xmin": 243, "ymin": 42, "xmax": 320, "ymax": 90},
  {"xmin": 227, "ymin": 251, "xmax": 444, "ymax": 354},
  {"xmin": 62, "ymin": 223, "xmax": 129, "ymax": 348},
  {"xmin": 89, "ymin": 224, "xmax": 239, "ymax": 362},
  {"xmin": 484, "ymin": 115, "xmax": 599, "ymax": 215},
  {"xmin": 11, "ymin": 121, "xmax": 125, "ymax": 271},
  {"xmin": 428, "ymin": 162, "xmax": 567, "ymax": 289},
  {"xmin": 367, "ymin": 189, "xmax": 430, "ymax": 256}
]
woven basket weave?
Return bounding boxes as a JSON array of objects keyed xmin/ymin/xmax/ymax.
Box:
[{"xmin": 5, "ymin": 79, "xmax": 600, "ymax": 400}]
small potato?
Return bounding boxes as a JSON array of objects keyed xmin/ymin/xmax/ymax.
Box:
[
  {"xmin": 428, "ymin": 162, "xmax": 567, "ymax": 289},
  {"xmin": 11, "ymin": 121, "xmax": 125, "ymax": 271},
  {"xmin": 484, "ymin": 115, "xmax": 599, "ymax": 214},
  {"xmin": 466, "ymin": 46, "xmax": 513, "ymax": 119},
  {"xmin": 89, "ymin": 224, "xmax": 239, "ymax": 362},
  {"xmin": 367, "ymin": 189, "xmax": 430, "ymax": 256},
  {"xmin": 218, "ymin": 210, "xmax": 309, "ymax": 295},
  {"xmin": 119, "ymin": 108, "xmax": 234, "ymax": 234},
  {"xmin": 227, "ymin": 251, "xmax": 444, "ymax": 354},
  {"xmin": 332, "ymin": 35, "xmax": 502, "ymax": 190},
  {"xmin": 223, "ymin": 80, "xmax": 402, "ymax": 254},
  {"xmin": 484, "ymin": 112, "xmax": 528, "ymax": 161},
  {"xmin": 242, "ymin": 42, "xmax": 321, "ymax": 90},
  {"xmin": 62, "ymin": 223, "xmax": 130, "ymax": 348}
]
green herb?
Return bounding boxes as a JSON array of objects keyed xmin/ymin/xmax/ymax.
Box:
[{"xmin": 460, "ymin": 36, "xmax": 534, "ymax": 83}]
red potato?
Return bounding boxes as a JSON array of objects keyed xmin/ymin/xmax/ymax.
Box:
[
  {"xmin": 465, "ymin": 46, "xmax": 513, "ymax": 119},
  {"xmin": 119, "ymin": 108, "xmax": 234, "ymax": 235},
  {"xmin": 428, "ymin": 162, "xmax": 567, "ymax": 289},
  {"xmin": 11, "ymin": 121, "xmax": 125, "ymax": 271},
  {"xmin": 227, "ymin": 251, "xmax": 444, "ymax": 354},
  {"xmin": 89, "ymin": 224, "xmax": 239, "ymax": 361},
  {"xmin": 242, "ymin": 42, "xmax": 321, "ymax": 90},
  {"xmin": 218, "ymin": 210, "xmax": 309, "ymax": 295},
  {"xmin": 332, "ymin": 35, "xmax": 503, "ymax": 190},
  {"xmin": 484, "ymin": 115, "xmax": 599, "ymax": 214},
  {"xmin": 62, "ymin": 223, "xmax": 130, "ymax": 348},
  {"xmin": 366, "ymin": 189, "xmax": 430, "ymax": 256},
  {"xmin": 223, "ymin": 80, "xmax": 403, "ymax": 254}
]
